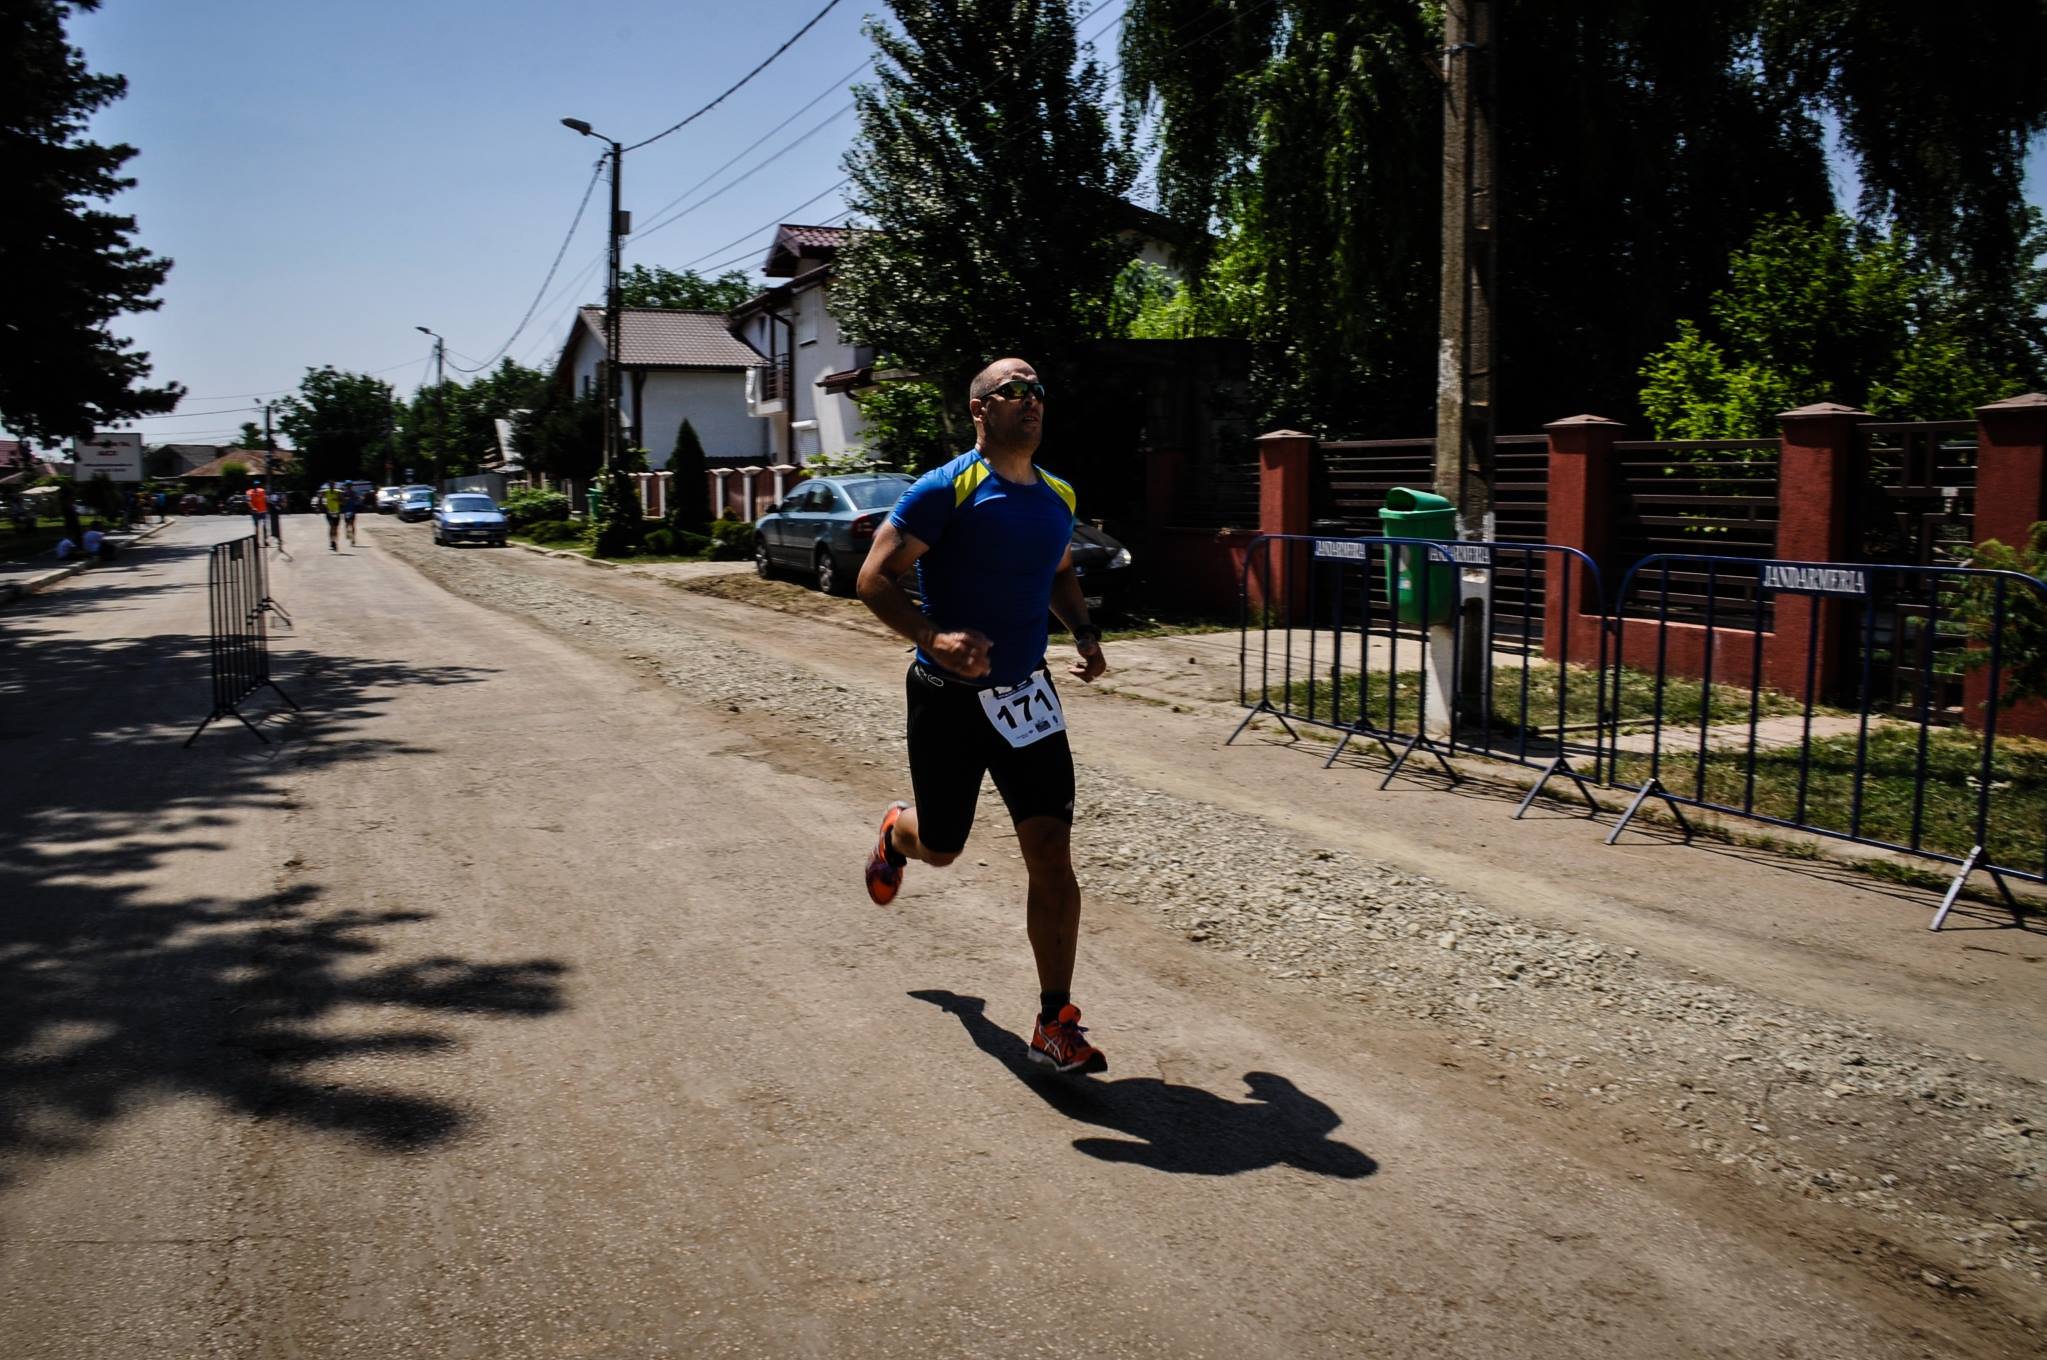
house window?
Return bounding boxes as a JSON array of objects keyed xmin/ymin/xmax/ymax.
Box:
[
  {"xmin": 797, "ymin": 300, "xmax": 818, "ymax": 347},
  {"xmin": 793, "ymin": 420, "xmax": 821, "ymax": 461}
]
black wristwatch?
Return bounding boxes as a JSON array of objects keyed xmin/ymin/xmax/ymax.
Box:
[{"xmin": 1073, "ymin": 624, "xmax": 1103, "ymax": 649}]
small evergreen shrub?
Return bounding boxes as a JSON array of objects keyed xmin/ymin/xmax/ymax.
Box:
[{"xmin": 642, "ymin": 528, "xmax": 675, "ymax": 556}]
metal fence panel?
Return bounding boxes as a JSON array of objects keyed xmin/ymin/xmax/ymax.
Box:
[
  {"xmin": 1230, "ymin": 534, "xmax": 1609, "ymax": 809},
  {"xmin": 186, "ymin": 535, "xmax": 297, "ymax": 745},
  {"xmin": 1603, "ymin": 553, "xmax": 2044, "ymax": 927}
]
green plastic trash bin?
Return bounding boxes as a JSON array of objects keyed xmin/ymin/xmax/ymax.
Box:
[
  {"xmin": 1378, "ymin": 486, "xmax": 1458, "ymax": 625},
  {"xmin": 586, "ymin": 481, "xmax": 603, "ymax": 523}
]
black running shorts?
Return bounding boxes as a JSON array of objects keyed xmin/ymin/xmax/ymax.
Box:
[{"xmin": 905, "ymin": 662, "xmax": 1075, "ymax": 855}]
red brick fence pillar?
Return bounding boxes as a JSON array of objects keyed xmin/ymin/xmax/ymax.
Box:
[
  {"xmin": 1769, "ymin": 402, "xmax": 1868, "ymax": 697},
  {"xmin": 1968, "ymin": 392, "xmax": 2047, "ymax": 736},
  {"xmin": 1541, "ymin": 414, "xmax": 1624, "ymax": 662},
  {"xmin": 1253, "ymin": 429, "xmax": 1316, "ymax": 618}
]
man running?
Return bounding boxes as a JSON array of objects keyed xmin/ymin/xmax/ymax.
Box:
[
  {"xmin": 267, "ymin": 486, "xmax": 284, "ymax": 545},
  {"xmin": 247, "ymin": 482, "xmax": 269, "ymax": 544},
  {"xmin": 341, "ymin": 485, "xmax": 361, "ymax": 546},
  {"xmin": 855, "ymin": 356, "xmax": 1110, "ymax": 1075},
  {"xmin": 322, "ymin": 483, "xmax": 342, "ymax": 551}
]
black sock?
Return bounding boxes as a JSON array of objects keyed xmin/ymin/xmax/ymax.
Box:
[
  {"xmin": 883, "ymin": 821, "xmax": 907, "ymax": 868},
  {"xmin": 1040, "ymin": 990, "xmax": 1070, "ymax": 1025}
]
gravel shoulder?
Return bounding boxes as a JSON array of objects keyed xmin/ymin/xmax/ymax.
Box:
[{"xmin": 372, "ymin": 520, "xmax": 2046, "ymax": 1352}]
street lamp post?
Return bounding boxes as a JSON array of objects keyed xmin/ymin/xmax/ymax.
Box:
[
  {"xmin": 561, "ymin": 118, "xmax": 625, "ymax": 473},
  {"xmin": 416, "ymin": 325, "xmax": 446, "ymax": 488}
]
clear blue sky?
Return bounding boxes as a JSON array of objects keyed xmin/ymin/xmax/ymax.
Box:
[{"xmin": 20, "ymin": 0, "xmax": 2047, "ymax": 446}]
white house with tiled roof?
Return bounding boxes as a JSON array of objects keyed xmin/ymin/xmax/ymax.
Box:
[
  {"xmin": 731, "ymin": 224, "xmax": 872, "ymax": 465},
  {"xmin": 557, "ymin": 306, "xmax": 771, "ymax": 469}
]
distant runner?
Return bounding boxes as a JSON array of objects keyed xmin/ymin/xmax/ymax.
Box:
[
  {"xmin": 341, "ymin": 486, "xmax": 361, "ymax": 547},
  {"xmin": 322, "ymin": 483, "xmax": 342, "ymax": 552},
  {"xmin": 247, "ymin": 483, "xmax": 269, "ymax": 544},
  {"xmin": 855, "ymin": 356, "xmax": 1110, "ymax": 1075},
  {"xmin": 267, "ymin": 486, "xmax": 284, "ymax": 545}
]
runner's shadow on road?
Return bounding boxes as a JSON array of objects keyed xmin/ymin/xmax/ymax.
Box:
[{"xmin": 909, "ymin": 990, "xmax": 1378, "ymax": 1179}]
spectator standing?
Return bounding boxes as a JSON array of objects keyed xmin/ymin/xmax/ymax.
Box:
[{"xmin": 247, "ymin": 483, "xmax": 270, "ymax": 544}]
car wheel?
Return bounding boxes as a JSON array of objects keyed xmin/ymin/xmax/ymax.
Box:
[
  {"xmin": 755, "ymin": 537, "xmax": 774, "ymax": 579},
  {"xmin": 815, "ymin": 546, "xmax": 844, "ymax": 595}
]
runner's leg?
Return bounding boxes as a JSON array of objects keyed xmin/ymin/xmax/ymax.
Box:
[{"xmin": 1016, "ymin": 816, "xmax": 1080, "ymax": 994}]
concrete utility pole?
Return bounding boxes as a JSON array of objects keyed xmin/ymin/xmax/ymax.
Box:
[
  {"xmin": 417, "ymin": 326, "xmax": 446, "ymax": 488},
  {"xmin": 1434, "ymin": 0, "xmax": 1497, "ymax": 541},
  {"xmin": 561, "ymin": 118, "xmax": 627, "ymax": 474},
  {"xmin": 260, "ymin": 400, "xmax": 275, "ymax": 484},
  {"xmin": 1428, "ymin": 0, "xmax": 1498, "ymax": 732}
]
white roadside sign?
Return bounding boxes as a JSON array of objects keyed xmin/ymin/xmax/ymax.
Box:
[{"xmin": 74, "ymin": 431, "xmax": 144, "ymax": 481}]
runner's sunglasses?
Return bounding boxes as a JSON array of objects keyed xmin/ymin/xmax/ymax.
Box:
[{"xmin": 985, "ymin": 379, "xmax": 1047, "ymax": 402}]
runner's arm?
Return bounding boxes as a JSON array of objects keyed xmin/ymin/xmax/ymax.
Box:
[
  {"xmin": 1049, "ymin": 548, "xmax": 1105, "ymax": 682},
  {"xmin": 856, "ymin": 521, "xmax": 992, "ymax": 678}
]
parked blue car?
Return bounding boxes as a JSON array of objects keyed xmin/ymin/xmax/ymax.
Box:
[
  {"xmin": 432, "ymin": 493, "xmax": 508, "ymax": 547},
  {"xmin": 753, "ymin": 472, "xmax": 1134, "ymax": 608}
]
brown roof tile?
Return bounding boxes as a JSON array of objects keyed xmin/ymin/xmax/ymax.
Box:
[{"xmin": 578, "ymin": 308, "xmax": 766, "ymax": 368}]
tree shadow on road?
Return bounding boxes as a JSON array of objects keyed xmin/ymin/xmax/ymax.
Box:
[
  {"xmin": 910, "ymin": 991, "xmax": 1378, "ymax": 1179},
  {"xmin": 0, "ymin": 600, "xmax": 572, "ymax": 1188}
]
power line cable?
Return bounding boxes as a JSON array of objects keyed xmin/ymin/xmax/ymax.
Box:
[
  {"xmin": 635, "ymin": 57, "xmax": 871, "ymax": 232},
  {"xmin": 623, "ymin": 0, "xmax": 848, "ymax": 153},
  {"xmin": 676, "ymin": 180, "xmax": 851, "ymax": 273},
  {"xmin": 447, "ymin": 157, "xmax": 607, "ymax": 374},
  {"xmin": 632, "ymin": 101, "xmax": 857, "ymax": 247}
]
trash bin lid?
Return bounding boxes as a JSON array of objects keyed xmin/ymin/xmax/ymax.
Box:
[{"xmin": 1383, "ymin": 486, "xmax": 1454, "ymax": 514}]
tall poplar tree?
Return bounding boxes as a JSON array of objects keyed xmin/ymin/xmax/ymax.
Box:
[
  {"xmin": 833, "ymin": 0, "xmax": 1139, "ymax": 413},
  {"xmin": 0, "ymin": 0, "xmax": 182, "ymax": 442}
]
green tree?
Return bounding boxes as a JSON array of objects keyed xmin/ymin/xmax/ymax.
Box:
[
  {"xmin": 511, "ymin": 381, "xmax": 606, "ymax": 487},
  {"xmin": 1639, "ymin": 214, "xmax": 2041, "ymax": 438},
  {"xmin": 236, "ymin": 421, "xmax": 264, "ymax": 450},
  {"xmin": 665, "ymin": 418, "xmax": 710, "ymax": 533},
  {"xmin": 217, "ymin": 460, "xmax": 248, "ymax": 499},
  {"xmin": 275, "ymin": 367, "xmax": 398, "ymax": 491},
  {"xmin": 848, "ymin": 378, "xmax": 951, "ymax": 471},
  {"xmin": 834, "ymin": 0, "xmax": 1140, "ymax": 414},
  {"xmin": 617, "ymin": 264, "xmax": 757, "ymax": 311},
  {"xmin": 1120, "ymin": 1, "xmax": 2047, "ymax": 433},
  {"xmin": 0, "ymin": 0, "xmax": 183, "ymax": 449}
]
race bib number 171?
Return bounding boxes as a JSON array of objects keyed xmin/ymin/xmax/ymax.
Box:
[{"xmin": 977, "ymin": 669, "xmax": 1066, "ymax": 749}]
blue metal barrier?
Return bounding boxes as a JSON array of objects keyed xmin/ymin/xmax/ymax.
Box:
[
  {"xmin": 1230, "ymin": 533, "xmax": 1610, "ymax": 814},
  {"xmin": 1604, "ymin": 553, "xmax": 2046, "ymax": 929}
]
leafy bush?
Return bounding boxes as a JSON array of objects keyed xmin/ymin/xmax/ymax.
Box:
[
  {"xmin": 501, "ymin": 487, "xmax": 571, "ymax": 528},
  {"xmin": 676, "ymin": 530, "xmax": 712, "ymax": 556},
  {"xmin": 522, "ymin": 520, "xmax": 584, "ymax": 545},
  {"xmin": 642, "ymin": 528, "xmax": 675, "ymax": 555},
  {"xmin": 708, "ymin": 517, "xmax": 756, "ymax": 560}
]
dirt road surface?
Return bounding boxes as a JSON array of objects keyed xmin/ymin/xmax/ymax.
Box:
[{"xmin": 2, "ymin": 514, "xmax": 2040, "ymax": 1358}]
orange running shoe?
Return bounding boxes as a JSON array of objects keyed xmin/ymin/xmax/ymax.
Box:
[
  {"xmin": 1029, "ymin": 1003, "xmax": 1108, "ymax": 1075},
  {"xmin": 864, "ymin": 801, "xmax": 909, "ymax": 905}
]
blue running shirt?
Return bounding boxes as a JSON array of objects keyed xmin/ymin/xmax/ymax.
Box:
[{"xmin": 889, "ymin": 449, "xmax": 1077, "ymax": 687}]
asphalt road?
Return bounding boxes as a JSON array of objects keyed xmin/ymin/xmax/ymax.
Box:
[{"xmin": 0, "ymin": 515, "xmax": 2030, "ymax": 1357}]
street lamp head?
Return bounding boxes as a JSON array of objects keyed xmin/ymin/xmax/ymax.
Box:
[
  {"xmin": 415, "ymin": 325, "xmax": 435, "ymax": 337},
  {"xmin": 561, "ymin": 117, "xmax": 593, "ymax": 137}
]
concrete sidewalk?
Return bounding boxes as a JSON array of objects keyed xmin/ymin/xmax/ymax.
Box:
[{"xmin": 0, "ymin": 516, "xmax": 178, "ymax": 606}]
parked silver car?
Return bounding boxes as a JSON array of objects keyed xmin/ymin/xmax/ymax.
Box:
[
  {"xmin": 754, "ymin": 471, "xmax": 1134, "ymax": 608},
  {"xmin": 432, "ymin": 493, "xmax": 507, "ymax": 547},
  {"xmin": 396, "ymin": 487, "xmax": 435, "ymax": 521}
]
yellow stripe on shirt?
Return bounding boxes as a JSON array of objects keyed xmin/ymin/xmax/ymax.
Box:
[
  {"xmin": 951, "ymin": 456, "xmax": 992, "ymax": 507},
  {"xmin": 1041, "ymin": 470, "xmax": 1077, "ymax": 516}
]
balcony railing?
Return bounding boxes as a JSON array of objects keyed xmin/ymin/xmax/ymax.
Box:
[{"xmin": 754, "ymin": 360, "xmax": 792, "ymax": 404}]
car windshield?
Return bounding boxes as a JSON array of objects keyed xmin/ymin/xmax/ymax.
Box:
[
  {"xmin": 445, "ymin": 496, "xmax": 495, "ymax": 512},
  {"xmin": 843, "ymin": 478, "xmax": 909, "ymax": 510},
  {"xmin": 402, "ymin": 491, "xmax": 431, "ymax": 502}
]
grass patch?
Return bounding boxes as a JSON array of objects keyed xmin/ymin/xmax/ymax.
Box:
[
  {"xmin": 1278, "ymin": 660, "xmax": 1801, "ymax": 736},
  {"xmin": 1612, "ymin": 723, "xmax": 2047, "ymax": 869}
]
